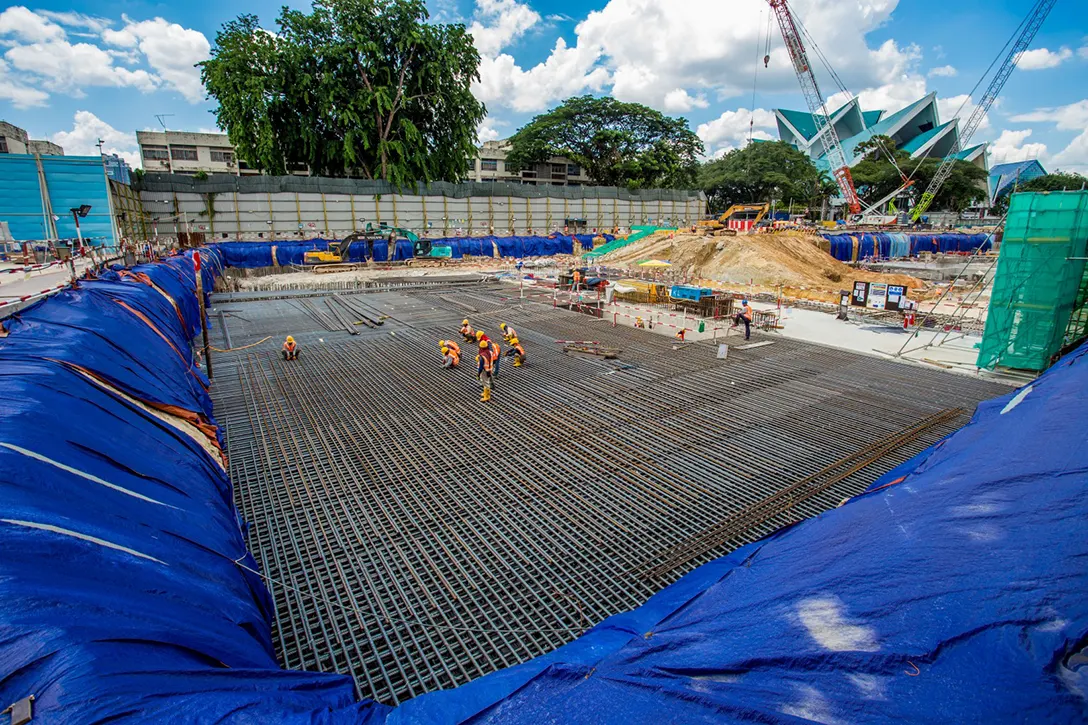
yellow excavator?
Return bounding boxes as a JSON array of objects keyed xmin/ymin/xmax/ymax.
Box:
[{"xmin": 695, "ymin": 203, "xmax": 770, "ymax": 235}]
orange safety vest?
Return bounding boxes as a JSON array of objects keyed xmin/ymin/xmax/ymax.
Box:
[
  {"xmin": 742, "ymin": 306, "xmax": 752, "ymax": 321},
  {"xmin": 446, "ymin": 341, "xmax": 461, "ymax": 356},
  {"xmin": 448, "ymin": 349, "xmax": 461, "ymax": 366},
  {"xmin": 460, "ymin": 325, "xmax": 474, "ymax": 337},
  {"xmin": 491, "ymin": 341, "xmax": 501, "ymax": 359},
  {"xmin": 512, "ymin": 342, "xmax": 525, "ymax": 357},
  {"xmin": 479, "ymin": 348, "xmax": 495, "ymax": 372},
  {"xmin": 283, "ymin": 341, "xmax": 297, "ymax": 352}
]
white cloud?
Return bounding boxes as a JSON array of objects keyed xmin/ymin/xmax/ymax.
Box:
[
  {"xmin": 0, "ymin": 57, "xmax": 48, "ymax": 107},
  {"xmin": 472, "ymin": 0, "xmax": 919, "ymax": 115},
  {"xmin": 467, "ymin": 0, "xmax": 540, "ymax": 56},
  {"xmin": 662, "ymin": 88, "xmax": 709, "ymax": 112},
  {"xmin": 989, "ymin": 129, "xmax": 1047, "ymax": 165},
  {"xmin": 1012, "ymin": 100, "xmax": 1088, "ymax": 175},
  {"xmin": 938, "ymin": 93, "xmax": 990, "ymax": 133},
  {"xmin": 927, "ymin": 65, "xmax": 956, "ymax": 78},
  {"xmin": 6, "ymin": 39, "xmax": 159, "ymax": 94},
  {"xmin": 697, "ymin": 108, "xmax": 776, "ymax": 158},
  {"xmin": 0, "ymin": 6, "xmax": 64, "ymax": 42},
  {"xmin": 476, "ymin": 118, "xmax": 503, "ymax": 143},
  {"xmin": 102, "ymin": 16, "xmax": 210, "ymax": 102},
  {"xmin": 1079, "ymin": 44, "xmax": 1088, "ymax": 60},
  {"xmin": 34, "ymin": 10, "xmax": 112, "ymax": 34},
  {"xmin": 50, "ymin": 110, "xmax": 141, "ymax": 169},
  {"xmin": 1014, "ymin": 47, "xmax": 1073, "ymax": 70}
]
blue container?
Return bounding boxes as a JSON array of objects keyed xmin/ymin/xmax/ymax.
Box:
[{"xmin": 670, "ymin": 285, "xmax": 712, "ymax": 301}]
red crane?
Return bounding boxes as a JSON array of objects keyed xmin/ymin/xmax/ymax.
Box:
[{"xmin": 768, "ymin": 0, "xmax": 862, "ymax": 215}]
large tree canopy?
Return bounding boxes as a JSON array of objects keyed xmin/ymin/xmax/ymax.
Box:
[
  {"xmin": 698, "ymin": 141, "xmax": 830, "ymax": 213},
  {"xmin": 200, "ymin": 0, "xmax": 485, "ymax": 183},
  {"xmin": 851, "ymin": 135, "xmax": 988, "ymax": 213},
  {"xmin": 505, "ymin": 96, "xmax": 704, "ymax": 189}
]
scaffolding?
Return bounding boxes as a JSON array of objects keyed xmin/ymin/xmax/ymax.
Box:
[{"xmin": 977, "ymin": 191, "xmax": 1088, "ymax": 371}]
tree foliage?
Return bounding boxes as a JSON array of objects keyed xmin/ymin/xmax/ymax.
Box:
[
  {"xmin": 992, "ymin": 172, "xmax": 1088, "ymax": 214},
  {"xmin": 851, "ymin": 135, "xmax": 988, "ymax": 213},
  {"xmin": 200, "ymin": 0, "xmax": 485, "ymax": 183},
  {"xmin": 698, "ymin": 141, "xmax": 828, "ymax": 212},
  {"xmin": 505, "ymin": 96, "xmax": 704, "ymax": 189}
]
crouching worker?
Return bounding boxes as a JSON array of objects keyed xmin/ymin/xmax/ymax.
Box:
[
  {"xmin": 477, "ymin": 339, "xmax": 496, "ymax": 402},
  {"xmin": 505, "ymin": 336, "xmax": 526, "ymax": 367},
  {"xmin": 282, "ymin": 335, "xmax": 299, "ymax": 361},
  {"xmin": 440, "ymin": 340, "xmax": 461, "ymax": 368},
  {"xmin": 460, "ymin": 319, "xmax": 475, "ymax": 342}
]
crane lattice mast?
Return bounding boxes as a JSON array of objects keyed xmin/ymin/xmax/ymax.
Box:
[{"xmin": 768, "ymin": 0, "xmax": 862, "ymax": 215}]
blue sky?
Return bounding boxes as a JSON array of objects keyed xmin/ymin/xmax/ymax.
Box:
[{"xmin": 1, "ymin": 0, "xmax": 1086, "ymax": 174}]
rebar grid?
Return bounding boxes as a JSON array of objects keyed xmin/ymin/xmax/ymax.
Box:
[{"xmin": 211, "ymin": 287, "xmax": 1007, "ymax": 705}]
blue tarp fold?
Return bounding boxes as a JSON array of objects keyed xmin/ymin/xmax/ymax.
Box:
[{"xmin": 819, "ymin": 232, "xmax": 992, "ymax": 261}]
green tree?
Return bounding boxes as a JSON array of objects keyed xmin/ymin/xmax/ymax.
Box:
[
  {"xmin": 200, "ymin": 0, "xmax": 485, "ymax": 183},
  {"xmin": 850, "ymin": 136, "xmax": 988, "ymax": 213},
  {"xmin": 698, "ymin": 141, "xmax": 825, "ymax": 212},
  {"xmin": 992, "ymin": 172, "xmax": 1088, "ymax": 214},
  {"xmin": 505, "ymin": 96, "xmax": 703, "ymax": 189}
]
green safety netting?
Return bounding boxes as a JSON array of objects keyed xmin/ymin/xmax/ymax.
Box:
[
  {"xmin": 978, "ymin": 191, "xmax": 1088, "ymax": 371},
  {"xmin": 584, "ymin": 226, "xmax": 672, "ymax": 259}
]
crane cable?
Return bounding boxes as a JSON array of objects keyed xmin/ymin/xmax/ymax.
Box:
[{"xmin": 748, "ymin": 7, "xmax": 767, "ymax": 147}]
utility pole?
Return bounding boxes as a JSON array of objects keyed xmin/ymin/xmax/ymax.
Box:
[{"xmin": 194, "ymin": 250, "xmax": 213, "ymax": 379}]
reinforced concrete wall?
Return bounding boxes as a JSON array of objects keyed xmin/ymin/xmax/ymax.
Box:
[{"xmin": 132, "ymin": 174, "xmax": 706, "ymax": 242}]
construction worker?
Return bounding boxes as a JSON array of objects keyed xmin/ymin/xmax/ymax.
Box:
[
  {"xmin": 499, "ymin": 322, "xmax": 517, "ymax": 343},
  {"xmin": 440, "ymin": 340, "xmax": 461, "ymax": 368},
  {"xmin": 460, "ymin": 319, "xmax": 475, "ymax": 342},
  {"xmin": 282, "ymin": 335, "xmax": 299, "ymax": 361},
  {"xmin": 505, "ymin": 336, "xmax": 526, "ymax": 367},
  {"xmin": 635, "ymin": 316, "xmax": 645, "ymax": 329},
  {"xmin": 475, "ymin": 330, "xmax": 499, "ymax": 379},
  {"xmin": 477, "ymin": 339, "xmax": 496, "ymax": 402},
  {"xmin": 732, "ymin": 300, "xmax": 753, "ymax": 340},
  {"xmin": 675, "ymin": 328, "xmax": 686, "ymax": 342},
  {"xmin": 572, "ymin": 268, "xmax": 582, "ymax": 291}
]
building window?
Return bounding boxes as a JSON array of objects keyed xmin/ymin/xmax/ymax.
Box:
[
  {"xmin": 480, "ymin": 159, "xmax": 498, "ymax": 171},
  {"xmin": 210, "ymin": 149, "xmax": 234, "ymax": 163},
  {"xmin": 567, "ymin": 163, "xmax": 580, "ymax": 176},
  {"xmin": 521, "ymin": 170, "xmax": 537, "ymax": 178},
  {"xmin": 143, "ymin": 147, "xmax": 169, "ymax": 160},
  {"xmin": 0, "ymin": 137, "xmax": 8, "ymax": 154},
  {"xmin": 171, "ymin": 146, "xmax": 198, "ymax": 161}
]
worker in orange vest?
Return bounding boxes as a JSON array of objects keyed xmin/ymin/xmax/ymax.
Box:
[
  {"xmin": 460, "ymin": 318, "xmax": 475, "ymax": 342},
  {"xmin": 440, "ymin": 340, "xmax": 461, "ymax": 368},
  {"xmin": 499, "ymin": 322, "xmax": 517, "ymax": 343},
  {"xmin": 477, "ymin": 339, "xmax": 496, "ymax": 402},
  {"xmin": 731, "ymin": 300, "xmax": 753, "ymax": 340},
  {"xmin": 505, "ymin": 336, "xmax": 526, "ymax": 367},
  {"xmin": 572, "ymin": 269, "xmax": 581, "ymax": 291},
  {"xmin": 675, "ymin": 328, "xmax": 686, "ymax": 342},
  {"xmin": 282, "ymin": 335, "xmax": 299, "ymax": 361}
]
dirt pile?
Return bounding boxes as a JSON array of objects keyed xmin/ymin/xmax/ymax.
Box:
[{"xmin": 602, "ymin": 230, "xmax": 925, "ymax": 301}]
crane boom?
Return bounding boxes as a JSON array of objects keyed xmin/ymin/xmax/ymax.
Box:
[
  {"xmin": 910, "ymin": 0, "xmax": 1057, "ymax": 221},
  {"xmin": 768, "ymin": 0, "xmax": 862, "ymax": 215}
]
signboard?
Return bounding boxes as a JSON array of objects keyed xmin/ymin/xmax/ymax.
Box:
[
  {"xmin": 717, "ymin": 344, "xmax": 729, "ymax": 360},
  {"xmin": 886, "ymin": 284, "xmax": 907, "ymax": 311},
  {"xmin": 851, "ymin": 281, "xmax": 869, "ymax": 306},
  {"xmin": 867, "ymin": 283, "xmax": 888, "ymax": 310}
]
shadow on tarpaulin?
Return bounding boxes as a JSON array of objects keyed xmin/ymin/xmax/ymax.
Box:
[
  {"xmin": 206, "ymin": 234, "xmax": 607, "ymax": 267},
  {"xmin": 0, "ymin": 244, "xmax": 1084, "ymax": 723}
]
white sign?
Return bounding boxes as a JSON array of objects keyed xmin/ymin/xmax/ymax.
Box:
[
  {"xmin": 867, "ymin": 283, "xmax": 888, "ymax": 310},
  {"xmin": 717, "ymin": 344, "xmax": 729, "ymax": 360}
]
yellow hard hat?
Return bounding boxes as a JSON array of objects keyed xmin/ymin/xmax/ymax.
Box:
[
  {"xmin": 439, "ymin": 340, "xmax": 447, "ymax": 348},
  {"xmin": 476, "ymin": 330, "xmax": 485, "ymax": 340},
  {"xmin": 479, "ymin": 340, "xmax": 489, "ymax": 349},
  {"xmin": 510, "ymin": 337, "xmax": 519, "ymax": 345},
  {"xmin": 286, "ymin": 335, "xmax": 295, "ymax": 343},
  {"xmin": 462, "ymin": 319, "xmax": 469, "ymax": 325},
  {"xmin": 500, "ymin": 322, "xmax": 507, "ymax": 330},
  {"xmin": 440, "ymin": 346, "xmax": 449, "ymax": 354}
]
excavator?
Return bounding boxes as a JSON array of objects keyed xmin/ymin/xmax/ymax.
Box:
[
  {"xmin": 303, "ymin": 224, "xmax": 422, "ymax": 270},
  {"xmin": 696, "ymin": 203, "xmax": 770, "ymax": 235}
]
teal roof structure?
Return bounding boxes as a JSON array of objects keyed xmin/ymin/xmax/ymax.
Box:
[
  {"xmin": 862, "ymin": 110, "xmax": 883, "ymax": 126},
  {"xmin": 901, "ymin": 120, "xmax": 956, "ymax": 154},
  {"xmin": 777, "ymin": 108, "xmax": 820, "ymax": 140}
]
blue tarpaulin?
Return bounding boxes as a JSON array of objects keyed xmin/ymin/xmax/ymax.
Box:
[
  {"xmin": 0, "ymin": 246, "xmax": 1084, "ymax": 723},
  {"xmin": 819, "ymin": 232, "xmax": 992, "ymax": 261}
]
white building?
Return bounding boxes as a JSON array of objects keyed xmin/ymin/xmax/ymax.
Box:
[
  {"xmin": 136, "ymin": 130, "xmax": 261, "ymax": 176},
  {"xmin": 471, "ymin": 140, "xmax": 592, "ymax": 186},
  {"xmin": 0, "ymin": 121, "xmax": 63, "ymax": 155}
]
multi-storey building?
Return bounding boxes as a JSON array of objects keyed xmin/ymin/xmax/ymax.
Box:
[{"xmin": 470, "ymin": 140, "xmax": 592, "ymax": 186}]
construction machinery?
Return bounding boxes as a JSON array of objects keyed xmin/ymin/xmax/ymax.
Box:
[
  {"xmin": 696, "ymin": 203, "xmax": 770, "ymax": 235},
  {"xmin": 768, "ymin": 0, "xmax": 862, "ymax": 216},
  {"xmin": 908, "ymin": 0, "xmax": 1057, "ymax": 221},
  {"xmin": 303, "ymin": 228, "xmax": 384, "ymax": 268}
]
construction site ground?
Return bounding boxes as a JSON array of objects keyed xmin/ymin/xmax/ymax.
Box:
[{"xmin": 207, "ymin": 276, "xmax": 1008, "ymax": 706}]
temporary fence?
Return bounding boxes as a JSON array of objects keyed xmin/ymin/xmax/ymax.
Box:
[{"xmin": 977, "ymin": 190, "xmax": 1088, "ymax": 371}]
